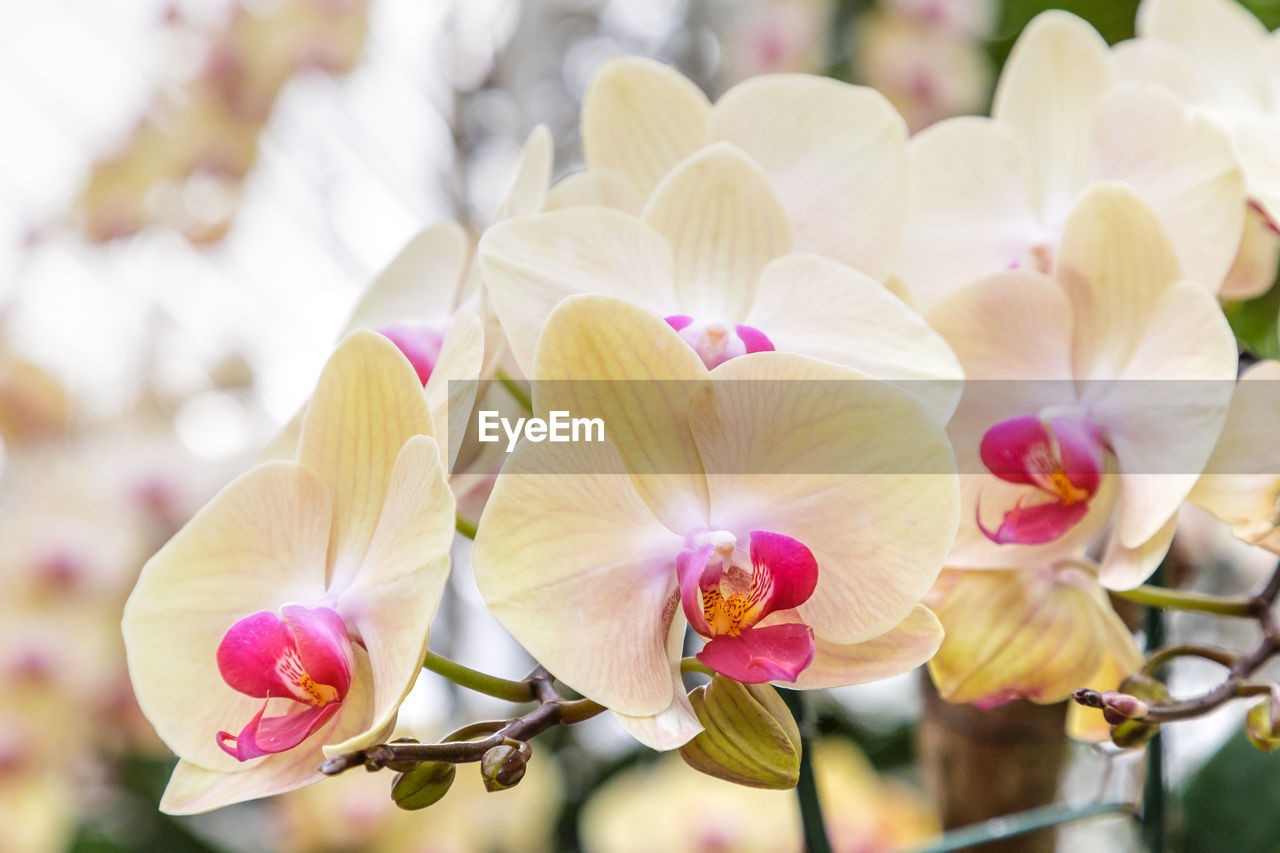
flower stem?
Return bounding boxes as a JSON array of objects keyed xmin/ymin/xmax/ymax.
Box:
[
  {"xmin": 779, "ymin": 689, "xmax": 831, "ymax": 853},
  {"xmin": 495, "ymin": 368, "xmax": 533, "ymax": 413},
  {"xmin": 1112, "ymin": 585, "xmax": 1256, "ymax": 617},
  {"xmin": 421, "ymin": 651, "xmax": 534, "ymax": 703},
  {"xmin": 455, "ymin": 512, "xmax": 478, "ymax": 540},
  {"xmin": 899, "ymin": 801, "xmax": 1134, "ymax": 853}
]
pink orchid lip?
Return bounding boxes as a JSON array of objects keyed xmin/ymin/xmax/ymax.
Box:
[
  {"xmin": 215, "ymin": 605, "xmax": 353, "ymax": 762},
  {"xmin": 978, "ymin": 414, "xmax": 1106, "ymax": 546},
  {"xmin": 677, "ymin": 530, "xmax": 818, "ymax": 684},
  {"xmin": 664, "ymin": 315, "xmax": 774, "ymax": 370},
  {"xmin": 377, "ymin": 323, "xmax": 444, "ymax": 386}
]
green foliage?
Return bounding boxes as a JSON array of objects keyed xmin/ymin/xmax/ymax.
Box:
[
  {"xmin": 1225, "ymin": 278, "xmax": 1280, "ymax": 361},
  {"xmin": 1179, "ymin": 730, "xmax": 1280, "ymax": 853}
]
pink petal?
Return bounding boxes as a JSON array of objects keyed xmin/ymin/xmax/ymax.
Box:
[
  {"xmin": 281, "ymin": 605, "xmax": 353, "ymax": 697},
  {"xmin": 664, "ymin": 314, "xmax": 694, "ymax": 332},
  {"xmin": 215, "ymin": 611, "xmax": 301, "ymax": 700},
  {"xmin": 676, "ymin": 544, "xmax": 717, "ymax": 636},
  {"xmin": 377, "ymin": 324, "xmax": 444, "ymax": 386},
  {"xmin": 979, "ymin": 414, "xmax": 1104, "ymax": 493},
  {"xmin": 216, "ymin": 701, "xmax": 342, "ymax": 762},
  {"xmin": 748, "ymin": 531, "xmax": 818, "ymax": 619},
  {"xmin": 696, "ymin": 622, "xmax": 816, "ymax": 684},
  {"xmin": 976, "ymin": 497, "xmax": 1090, "ymax": 545},
  {"xmin": 734, "ymin": 323, "xmax": 775, "ymax": 354}
]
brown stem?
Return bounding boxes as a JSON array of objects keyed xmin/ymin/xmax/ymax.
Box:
[{"xmin": 318, "ymin": 667, "xmax": 605, "ymax": 776}]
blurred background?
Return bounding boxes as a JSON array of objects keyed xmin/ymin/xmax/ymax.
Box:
[{"xmin": 4, "ymin": 1, "xmax": 1280, "ymax": 851}]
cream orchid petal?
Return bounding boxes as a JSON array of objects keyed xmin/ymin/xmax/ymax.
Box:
[
  {"xmin": 472, "ymin": 435, "xmax": 688, "ymax": 717},
  {"xmin": 123, "ymin": 461, "xmax": 331, "ymax": 772},
  {"xmin": 994, "ymin": 11, "xmax": 1115, "ymax": 225},
  {"xmin": 297, "ymin": 330, "xmax": 435, "ymax": 590},
  {"xmin": 1220, "ymin": 203, "xmax": 1280, "ymax": 301},
  {"xmin": 544, "ymin": 169, "xmax": 646, "ymax": 215},
  {"xmin": 425, "ymin": 310, "xmax": 484, "ymax": 472},
  {"xmin": 1112, "ymin": 38, "xmax": 1207, "ymax": 103},
  {"xmin": 493, "ymin": 124, "xmax": 553, "ymax": 222},
  {"xmin": 1137, "ymin": 0, "xmax": 1270, "ymax": 109},
  {"xmin": 1191, "ymin": 361, "xmax": 1280, "ymax": 529},
  {"xmin": 478, "ymin": 209, "xmax": 677, "ymax": 376},
  {"xmin": 692, "ymin": 353, "xmax": 958, "ymax": 644},
  {"xmin": 641, "ymin": 143, "xmax": 791, "ymax": 321},
  {"xmin": 897, "ymin": 117, "xmax": 1039, "ymax": 312},
  {"xmin": 709, "ymin": 74, "xmax": 908, "ymax": 279},
  {"xmin": 1055, "ymin": 183, "xmax": 1183, "ymax": 381},
  {"xmin": 1099, "ymin": 513, "xmax": 1180, "ymax": 590},
  {"xmin": 159, "ymin": 646, "xmax": 376, "ymax": 814},
  {"xmin": 345, "ymin": 222, "xmax": 469, "ymax": 331},
  {"xmin": 788, "ymin": 604, "xmax": 943, "ymax": 690},
  {"xmin": 1234, "ymin": 117, "xmax": 1280, "ymax": 224},
  {"xmin": 328, "ymin": 435, "xmax": 454, "ymax": 756},
  {"xmin": 582, "ymin": 56, "xmax": 711, "ymax": 198},
  {"xmin": 743, "ymin": 253, "xmax": 963, "ymax": 423},
  {"xmin": 533, "ymin": 294, "xmax": 709, "ymax": 530},
  {"xmin": 1094, "ymin": 84, "xmax": 1246, "ymax": 292},
  {"xmin": 613, "ymin": 612, "xmax": 703, "ymax": 750},
  {"xmin": 1087, "ymin": 279, "xmax": 1237, "ymax": 548}
]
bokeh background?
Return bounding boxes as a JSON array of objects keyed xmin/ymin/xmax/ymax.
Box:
[{"xmin": 4, "ymin": 1, "xmax": 1280, "ymax": 851}]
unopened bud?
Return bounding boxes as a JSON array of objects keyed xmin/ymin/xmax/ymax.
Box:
[
  {"xmin": 1246, "ymin": 698, "xmax": 1280, "ymax": 753},
  {"xmin": 1105, "ymin": 675, "xmax": 1168, "ymax": 749},
  {"xmin": 679, "ymin": 675, "xmax": 801, "ymax": 790},
  {"xmin": 480, "ymin": 741, "xmax": 532, "ymax": 792},
  {"xmin": 1099, "ymin": 691, "xmax": 1150, "ymax": 725},
  {"xmin": 391, "ymin": 761, "xmax": 455, "ymax": 810}
]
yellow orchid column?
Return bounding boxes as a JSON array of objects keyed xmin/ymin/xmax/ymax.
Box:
[{"xmin": 122, "ymin": 330, "xmax": 455, "ymax": 813}]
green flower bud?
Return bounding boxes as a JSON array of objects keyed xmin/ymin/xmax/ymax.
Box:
[
  {"xmin": 480, "ymin": 741, "xmax": 532, "ymax": 792},
  {"xmin": 678, "ymin": 675, "xmax": 801, "ymax": 790},
  {"xmin": 1246, "ymin": 698, "xmax": 1280, "ymax": 753},
  {"xmin": 391, "ymin": 761, "xmax": 456, "ymax": 810}
]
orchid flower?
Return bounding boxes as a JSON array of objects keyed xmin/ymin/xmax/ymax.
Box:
[
  {"xmin": 551, "ymin": 56, "xmax": 909, "ymax": 282},
  {"xmin": 928, "ymin": 183, "xmax": 1237, "ymax": 588},
  {"xmin": 480, "ymin": 144, "xmax": 962, "ymax": 423},
  {"xmin": 122, "ymin": 331, "xmax": 455, "ymax": 813},
  {"xmin": 1118, "ymin": 0, "xmax": 1280, "ymax": 228},
  {"xmin": 262, "ymin": 126, "xmax": 552, "ymax": 468},
  {"xmin": 926, "ymin": 563, "xmax": 1142, "ymax": 728},
  {"xmin": 896, "ymin": 10, "xmax": 1246, "ymax": 312},
  {"xmin": 472, "ymin": 295, "xmax": 958, "ymax": 748}
]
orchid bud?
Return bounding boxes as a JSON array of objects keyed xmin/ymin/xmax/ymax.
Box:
[
  {"xmin": 678, "ymin": 675, "xmax": 801, "ymax": 790},
  {"xmin": 480, "ymin": 741, "xmax": 532, "ymax": 792},
  {"xmin": 1099, "ymin": 691, "xmax": 1150, "ymax": 726},
  {"xmin": 391, "ymin": 761, "xmax": 456, "ymax": 811},
  {"xmin": 1107, "ymin": 674, "xmax": 1169, "ymax": 749},
  {"xmin": 1245, "ymin": 698, "xmax": 1280, "ymax": 753}
]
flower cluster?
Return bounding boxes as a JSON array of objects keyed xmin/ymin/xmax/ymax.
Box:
[{"xmin": 120, "ymin": 0, "xmax": 1280, "ymax": 817}]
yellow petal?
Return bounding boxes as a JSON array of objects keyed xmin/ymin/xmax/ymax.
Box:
[
  {"xmin": 327, "ymin": 435, "xmax": 454, "ymax": 756},
  {"xmin": 478, "ymin": 209, "xmax": 677, "ymax": 376},
  {"xmin": 581, "ymin": 56, "xmax": 711, "ymax": 198},
  {"xmin": 994, "ymin": 11, "xmax": 1115, "ymax": 225},
  {"xmin": 789, "ymin": 604, "xmax": 944, "ymax": 690},
  {"xmin": 345, "ymin": 221, "xmax": 469, "ymax": 330},
  {"xmin": 123, "ymin": 461, "xmax": 331, "ymax": 772},
  {"xmin": 692, "ymin": 353, "xmax": 958, "ymax": 644},
  {"xmin": 710, "ymin": 74, "xmax": 908, "ymax": 280},
  {"xmin": 472, "ymin": 435, "xmax": 687, "ymax": 717},
  {"xmin": 533, "ymin": 294, "xmax": 708, "ymax": 531},
  {"xmin": 927, "ymin": 567, "xmax": 1111, "ymax": 706},
  {"xmin": 898, "ymin": 117, "xmax": 1039, "ymax": 312},
  {"xmin": 425, "ymin": 309, "xmax": 484, "ymax": 472},
  {"xmin": 743, "ymin": 252, "xmax": 963, "ymax": 424},
  {"xmin": 1065, "ymin": 612, "xmax": 1144, "ymax": 741},
  {"xmin": 159, "ymin": 646, "xmax": 376, "ymax": 814},
  {"xmin": 493, "ymin": 124, "xmax": 553, "ymax": 222},
  {"xmin": 544, "ymin": 169, "xmax": 646, "ymax": 215},
  {"xmin": 1055, "ymin": 183, "xmax": 1182, "ymax": 381},
  {"xmin": 641, "ymin": 143, "xmax": 791, "ymax": 321},
  {"xmin": 297, "ymin": 330, "xmax": 435, "ymax": 589},
  {"xmin": 1094, "ymin": 83, "xmax": 1245, "ymax": 293}
]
